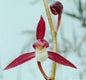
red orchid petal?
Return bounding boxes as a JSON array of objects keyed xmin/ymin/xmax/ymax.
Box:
[
  {"xmin": 4, "ymin": 52, "xmax": 35, "ymax": 70},
  {"xmin": 48, "ymin": 51, "xmax": 77, "ymax": 69},
  {"xmin": 36, "ymin": 16, "xmax": 46, "ymax": 40}
]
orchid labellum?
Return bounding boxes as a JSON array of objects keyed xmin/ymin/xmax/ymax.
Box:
[
  {"xmin": 50, "ymin": 1, "xmax": 63, "ymax": 32},
  {"xmin": 4, "ymin": 16, "xmax": 77, "ymax": 70}
]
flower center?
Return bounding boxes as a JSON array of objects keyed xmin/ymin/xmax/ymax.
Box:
[
  {"xmin": 33, "ymin": 39, "xmax": 49, "ymax": 49},
  {"xmin": 37, "ymin": 46, "xmax": 44, "ymax": 50},
  {"xmin": 36, "ymin": 46, "xmax": 48, "ymax": 62}
]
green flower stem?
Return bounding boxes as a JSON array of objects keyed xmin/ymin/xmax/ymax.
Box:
[{"xmin": 43, "ymin": 0, "xmax": 58, "ymax": 80}]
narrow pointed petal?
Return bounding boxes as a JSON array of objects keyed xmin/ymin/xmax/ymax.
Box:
[
  {"xmin": 4, "ymin": 52, "xmax": 35, "ymax": 70},
  {"xmin": 36, "ymin": 16, "xmax": 46, "ymax": 40},
  {"xmin": 48, "ymin": 51, "xmax": 77, "ymax": 69}
]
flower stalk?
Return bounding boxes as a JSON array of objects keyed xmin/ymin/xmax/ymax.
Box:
[{"xmin": 43, "ymin": 0, "xmax": 58, "ymax": 80}]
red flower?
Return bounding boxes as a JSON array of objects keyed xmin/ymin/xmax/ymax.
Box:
[{"xmin": 4, "ymin": 16, "xmax": 77, "ymax": 70}]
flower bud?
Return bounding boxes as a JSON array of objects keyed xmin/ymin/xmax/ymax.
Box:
[{"xmin": 50, "ymin": 1, "xmax": 63, "ymax": 15}]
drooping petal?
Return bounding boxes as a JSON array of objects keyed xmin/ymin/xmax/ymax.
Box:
[
  {"xmin": 48, "ymin": 51, "xmax": 77, "ymax": 69},
  {"xmin": 4, "ymin": 52, "xmax": 35, "ymax": 70},
  {"xmin": 36, "ymin": 16, "xmax": 46, "ymax": 40},
  {"xmin": 50, "ymin": 1, "xmax": 63, "ymax": 32}
]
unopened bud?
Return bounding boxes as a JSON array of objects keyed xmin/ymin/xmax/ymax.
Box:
[{"xmin": 50, "ymin": 1, "xmax": 63, "ymax": 15}]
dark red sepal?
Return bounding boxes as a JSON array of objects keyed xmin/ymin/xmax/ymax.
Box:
[
  {"xmin": 48, "ymin": 51, "xmax": 77, "ymax": 69},
  {"xmin": 4, "ymin": 52, "xmax": 35, "ymax": 70},
  {"xmin": 36, "ymin": 16, "xmax": 46, "ymax": 40}
]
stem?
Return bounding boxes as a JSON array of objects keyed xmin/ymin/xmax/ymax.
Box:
[
  {"xmin": 43, "ymin": 0, "xmax": 58, "ymax": 80},
  {"xmin": 51, "ymin": 32, "xmax": 57, "ymax": 80},
  {"xmin": 37, "ymin": 62, "xmax": 50, "ymax": 80},
  {"xmin": 56, "ymin": 15, "xmax": 61, "ymax": 32}
]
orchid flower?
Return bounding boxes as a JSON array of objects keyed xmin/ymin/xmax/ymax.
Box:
[
  {"xmin": 50, "ymin": 1, "xmax": 63, "ymax": 32},
  {"xmin": 4, "ymin": 16, "xmax": 77, "ymax": 70}
]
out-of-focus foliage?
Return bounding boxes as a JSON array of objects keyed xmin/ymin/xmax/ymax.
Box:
[{"xmin": 64, "ymin": 0, "xmax": 86, "ymax": 27}]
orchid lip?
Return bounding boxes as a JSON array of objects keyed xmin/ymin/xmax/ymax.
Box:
[{"xmin": 36, "ymin": 48, "xmax": 48, "ymax": 62}]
